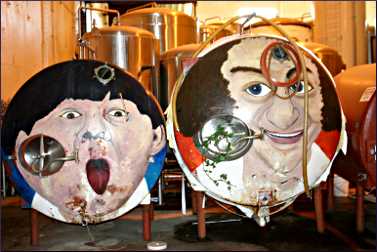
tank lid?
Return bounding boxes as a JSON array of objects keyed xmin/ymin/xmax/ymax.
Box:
[
  {"xmin": 83, "ymin": 26, "xmax": 155, "ymax": 38},
  {"xmin": 299, "ymin": 42, "xmax": 339, "ymax": 55},
  {"xmin": 250, "ymin": 18, "xmax": 312, "ymax": 29},
  {"xmin": 335, "ymin": 64, "xmax": 376, "ymax": 84},
  {"xmin": 120, "ymin": 7, "xmax": 195, "ymax": 25},
  {"xmin": 161, "ymin": 44, "xmax": 201, "ymax": 60},
  {"xmin": 201, "ymin": 22, "xmax": 240, "ymax": 32},
  {"xmin": 124, "ymin": 7, "xmax": 190, "ymax": 16}
]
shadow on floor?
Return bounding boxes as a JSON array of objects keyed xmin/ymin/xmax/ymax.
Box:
[{"xmin": 1, "ymin": 197, "xmax": 375, "ymax": 251}]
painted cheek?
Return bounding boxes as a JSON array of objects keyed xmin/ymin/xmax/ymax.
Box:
[{"xmin": 306, "ymin": 90, "xmax": 324, "ymax": 122}]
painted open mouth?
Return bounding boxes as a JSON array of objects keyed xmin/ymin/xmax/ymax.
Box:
[
  {"xmin": 86, "ymin": 159, "xmax": 110, "ymax": 195},
  {"xmin": 264, "ymin": 129, "xmax": 303, "ymax": 144}
]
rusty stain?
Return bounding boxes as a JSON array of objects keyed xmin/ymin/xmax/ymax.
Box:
[
  {"xmin": 70, "ymin": 215, "xmax": 104, "ymax": 224},
  {"xmin": 65, "ymin": 196, "xmax": 86, "ymax": 209},
  {"xmin": 107, "ymin": 184, "xmax": 128, "ymax": 194}
]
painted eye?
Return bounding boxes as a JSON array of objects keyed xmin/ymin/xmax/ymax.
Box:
[
  {"xmin": 290, "ymin": 81, "xmax": 313, "ymax": 94},
  {"xmin": 245, "ymin": 83, "xmax": 272, "ymax": 96},
  {"xmin": 60, "ymin": 110, "xmax": 81, "ymax": 119},
  {"xmin": 108, "ymin": 109, "xmax": 128, "ymax": 117}
]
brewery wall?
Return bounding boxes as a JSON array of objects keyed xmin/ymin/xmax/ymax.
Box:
[
  {"xmin": 1, "ymin": 1, "xmax": 375, "ymax": 102},
  {"xmin": 313, "ymin": 1, "xmax": 368, "ymax": 69},
  {"xmin": 196, "ymin": 1, "xmax": 314, "ymax": 21},
  {"xmin": 1, "ymin": 1, "xmax": 77, "ymax": 101}
]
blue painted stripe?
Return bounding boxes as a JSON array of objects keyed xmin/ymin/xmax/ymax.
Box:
[
  {"xmin": 144, "ymin": 145, "xmax": 167, "ymax": 191},
  {"xmin": 1, "ymin": 149, "xmax": 35, "ymax": 207}
]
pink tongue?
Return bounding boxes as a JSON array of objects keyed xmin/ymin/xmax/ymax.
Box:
[{"xmin": 86, "ymin": 159, "xmax": 110, "ymax": 195}]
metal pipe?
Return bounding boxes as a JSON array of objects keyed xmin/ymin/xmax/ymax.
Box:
[
  {"xmin": 163, "ymin": 174, "xmax": 183, "ymax": 180},
  {"xmin": 126, "ymin": 2, "xmax": 157, "ymax": 13},
  {"xmin": 77, "ymin": 5, "xmax": 120, "ymax": 58},
  {"xmin": 80, "ymin": 6, "xmax": 120, "ymax": 26},
  {"xmin": 158, "ymin": 177, "xmax": 163, "ymax": 206},
  {"xmin": 2, "ymin": 163, "xmax": 6, "ymax": 198}
]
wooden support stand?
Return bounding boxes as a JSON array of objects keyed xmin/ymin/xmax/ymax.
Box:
[
  {"xmin": 326, "ymin": 173, "xmax": 335, "ymax": 212},
  {"xmin": 313, "ymin": 185, "xmax": 325, "ymax": 233},
  {"xmin": 193, "ymin": 186, "xmax": 328, "ymax": 238},
  {"xmin": 324, "ymin": 173, "xmax": 366, "ymax": 234},
  {"xmin": 194, "ymin": 191, "xmax": 206, "ymax": 240},
  {"xmin": 31, "ymin": 209, "xmax": 39, "ymax": 246},
  {"xmin": 315, "ymin": 174, "xmax": 366, "ymax": 235},
  {"xmin": 355, "ymin": 182, "xmax": 364, "ymax": 234},
  {"xmin": 142, "ymin": 204, "xmax": 152, "ymax": 241}
]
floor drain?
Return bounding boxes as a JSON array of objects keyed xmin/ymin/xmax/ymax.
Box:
[{"xmin": 147, "ymin": 241, "xmax": 167, "ymax": 250}]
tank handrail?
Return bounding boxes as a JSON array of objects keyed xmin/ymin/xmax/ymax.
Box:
[
  {"xmin": 126, "ymin": 2, "xmax": 158, "ymax": 13},
  {"xmin": 77, "ymin": 6, "xmax": 120, "ymax": 40},
  {"xmin": 204, "ymin": 16, "xmax": 223, "ymax": 24},
  {"xmin": 77, "ymin": 6, "xmax": 120, "ymax": 59}
]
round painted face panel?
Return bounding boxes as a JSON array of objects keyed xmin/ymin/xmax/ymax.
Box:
[
  {"xmin": 168, "ymin": 35, "xmax": 345, "ymax": 220},
  {"xmin": 2, "ymin": 60, "xmax": 167, "ymax": 224}
]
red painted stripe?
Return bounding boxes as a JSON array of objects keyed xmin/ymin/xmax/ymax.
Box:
[
  {"xmin": 315, "ymin": 130, "xmax": 341, "ymax": 159},
  {"xmin": 174, "ymin": 130, "xmax": 204, "ymax": 172}
]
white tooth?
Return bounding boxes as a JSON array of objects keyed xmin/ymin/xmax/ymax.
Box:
[{"xmin": 268, "ymin": 131, "xmax": 302, "ymax": 138}]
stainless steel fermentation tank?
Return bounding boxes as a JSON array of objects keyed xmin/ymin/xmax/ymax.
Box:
[
  {"xmin": 199, "ymin": 17, "xmax": 241, "ymax": 43},
  {"xmin": 119, "ymin": 7, "xmax": 197, "ymax": 53},
  {"xmin": 78, "ymin": 7, "xmax": 161, "ymax": 100},
  {"xmin": 160, "ymin": 44, "xmax": 200, "ymax": 110}
]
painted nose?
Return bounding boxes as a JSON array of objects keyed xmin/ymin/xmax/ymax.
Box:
[
  {"xmin": 265, "ymin": 88, "xmax": 299, "ymax": 130},
  {"xmin": 79, "ymin": 110, "xmax": 110, "ymax": 141}
]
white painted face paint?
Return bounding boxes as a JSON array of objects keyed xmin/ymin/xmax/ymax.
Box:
[
  {"xmin": 220, "ymin": 37, "xmax": 324, "ymax": 203},
  {"xmin": 15, "ymin": 93, "xmax": 165, "ymax": 221}
]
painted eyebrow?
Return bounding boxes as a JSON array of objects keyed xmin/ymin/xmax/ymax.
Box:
[
  {"xmin": 286, "ymin": 67, "xmax": 313, "ymax": 78},
  {"xmin": 230, "ymin": 66, "xmax": 262, "ymax": 74},
  {"xmin": 230, "ymin": 66, "xmax": 313, "ymax": 78}
]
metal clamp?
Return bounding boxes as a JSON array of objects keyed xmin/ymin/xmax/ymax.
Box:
[{"xmin": 93, "ymin": 64, "xmax": 115, "ymax": 86}]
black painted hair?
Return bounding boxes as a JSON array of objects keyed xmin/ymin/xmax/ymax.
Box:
[
  {"xmin": 176, "ymin": 38, "xmax": 342, "ymax": 137},
  {"xmin": 176, "ymin": 40, "xmax": 239, "ymax": 136},
  {"xmin": 315, "ymin": 60, "xmax": 342, "ymax": 131},
  {"xmin": 1, "ymin": 59, "xmax": 164, "ymax": 155}
]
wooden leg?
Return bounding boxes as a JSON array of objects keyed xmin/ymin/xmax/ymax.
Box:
[
  {"xmin": 191, "ymin": 190, "xmax": 197, "ymax": 214},
  {"xmin": 356, "ymin": 182, "xmax": 364, "ymax": 234},
  {"xmin": 143, "ymin": 204, "xmax": 152, "ymax": 241},
  {"xmin": 149, "ymin": 203, "xmax": 154, "ymax": 221},
  {"xmin": 31, "ymin": 209, "xmax": 39, "ymax": 246},
  {"xmin": 327, "ymin": 173, "xmax": 335, "ymax": 212},
  {"xmin": 314, "ymin": 186, "xmax": 325, "ymax": 233},
  {"xmin": 195, "ymin": 191, "xmax": 206, "ymax": 239}
]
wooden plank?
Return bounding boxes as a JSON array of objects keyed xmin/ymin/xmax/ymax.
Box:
[{"xmin": 1, "ymin": 1, "xmax": 76, "ymax": 101}]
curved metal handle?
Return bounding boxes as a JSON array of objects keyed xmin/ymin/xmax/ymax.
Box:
[
  {"xmin": 77, "ymin": 5, "xmax": 121, "ymax": 48},
  {"xmin": 138, "ymin": 65, "xmax": 159, "ymax": 100},
  {"xmin": 126, "ymin": 2, "xmax": 158, "ymax": 13},
  {"xmin": 204, "ymin": 16, "xmax": 222, "ymax": 24}
]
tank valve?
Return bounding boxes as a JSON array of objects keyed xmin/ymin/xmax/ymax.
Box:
[{"xmin": 195, "ymin": 115, "xmax": 265, "ymax": 161}]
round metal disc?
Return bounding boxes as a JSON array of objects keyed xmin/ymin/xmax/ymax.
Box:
[
  {"xmin": 18, "ymin": 134, "xmax": 66, "ymax": 176},
  {"xmin": 194, "ymin": 115, "xmax": 254, "ymax": 161}
]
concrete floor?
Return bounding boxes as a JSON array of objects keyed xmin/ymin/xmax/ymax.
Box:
[{"xmin": 1, "ymin": 196, "xmax": 376, "ymax": 251}]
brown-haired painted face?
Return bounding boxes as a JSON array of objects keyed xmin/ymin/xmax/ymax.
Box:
[{"xmin": 220, "ymin": 37, "xmax": 324, "ymax": 202}]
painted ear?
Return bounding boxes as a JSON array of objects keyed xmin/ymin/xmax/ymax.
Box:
[
  {"xmin": 150, "ymin": 125, "xmax": 166, "ymax": 155},
  {"xmin": 15, "ymin": 130, "xmax": 29, "ymax": 148}
]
